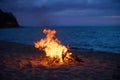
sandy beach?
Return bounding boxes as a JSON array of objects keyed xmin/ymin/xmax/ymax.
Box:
[{"xmin": 0, "ymin": 40, "xmax": 120, "ymax": 80}]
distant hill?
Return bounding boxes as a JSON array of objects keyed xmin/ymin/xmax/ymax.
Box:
[{"xmin": 0, "ymin": 9, "xmax": 19, "ymax": 28}]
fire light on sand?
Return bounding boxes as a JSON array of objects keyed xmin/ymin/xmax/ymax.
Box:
[{"xmin": 34, "ymin": 29, "xmax": 83, "ymax": 66}]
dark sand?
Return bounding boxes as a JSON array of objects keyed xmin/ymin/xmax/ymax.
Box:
[{"xmin": 0, "ymin": 40, "xmax": 120, "ymax": 80}]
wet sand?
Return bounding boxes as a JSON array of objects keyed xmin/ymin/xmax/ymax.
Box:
[{"xmin": 0, "ymin": 40, "xmax": 120, "ymax": 80}]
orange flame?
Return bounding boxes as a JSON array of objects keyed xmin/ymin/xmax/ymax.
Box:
[{"xmin": 34, "ymin": 29, "xmax": 72, "ymax": 63}]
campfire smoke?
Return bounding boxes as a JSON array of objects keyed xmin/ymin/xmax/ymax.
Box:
[{"xmin": 34, "ymin": 29, "xmax": 72, "ymax": 63}]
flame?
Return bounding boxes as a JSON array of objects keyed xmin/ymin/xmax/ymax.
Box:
[{"xmin": 34, "ymin": 29, "xmax": 72, "ymax": 63}]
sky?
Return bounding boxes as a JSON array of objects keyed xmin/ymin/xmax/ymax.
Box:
[{"xmin": 0, "ymin": 0, "xmax": 120, "ymax": 26}]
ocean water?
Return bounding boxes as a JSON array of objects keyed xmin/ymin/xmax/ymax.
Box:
[{"xmin": 0, "ymin": 26, "xmax": 120, "ymax": 53}]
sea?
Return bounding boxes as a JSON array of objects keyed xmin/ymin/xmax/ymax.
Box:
[{"xmin": 0, "ymin": 26, "xmax": 120, "ymax": 53}]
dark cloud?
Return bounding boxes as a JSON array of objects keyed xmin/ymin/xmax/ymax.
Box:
[
  {"xmin": 0, "ymin": 0, "xmax": 120, "ymax": 12},
  {"xmin": 1, "ymin": 0, "xmax": 120, "ymax": 12},
  {"xmin": 0, "ymin": 0, "xmax": 120, "ymax": 26}
]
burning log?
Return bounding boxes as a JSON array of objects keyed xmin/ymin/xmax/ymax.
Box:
[{"xmin": 34, "ymin": 29, "xmax": 84, "ymax": 66}]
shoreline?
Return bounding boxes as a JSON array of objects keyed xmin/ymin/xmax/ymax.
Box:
[
  {"xmin": 0, "ymin": 40, "xmax": 119, "ymax": 56},
  {"xmin": 0, "ymin": 40, "xmax": 119, "ymax": 53}
]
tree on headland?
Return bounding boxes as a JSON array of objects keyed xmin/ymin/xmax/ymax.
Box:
[{"xmin": 0, "ymin": 9, "xmax": 19, "ymax": 28}]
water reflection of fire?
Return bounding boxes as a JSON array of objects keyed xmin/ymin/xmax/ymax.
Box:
[{"xmin": 34, "ymin": 29, "xmax": 73, "ymax": 64}]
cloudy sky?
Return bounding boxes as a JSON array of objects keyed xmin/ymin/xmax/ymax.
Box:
[{"xmin": 0, "ymin": 0, "xmax": 120, "ymax": 26}]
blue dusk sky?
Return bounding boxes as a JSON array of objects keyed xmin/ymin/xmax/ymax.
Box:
[{"xmin": 0, "ymin": 0, "xmax": 120, "ymax": 26}]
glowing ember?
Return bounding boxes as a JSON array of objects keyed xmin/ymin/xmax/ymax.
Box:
[{"xmin": 34, "ymin": 29, "xmax": 72, "ymax": 63}]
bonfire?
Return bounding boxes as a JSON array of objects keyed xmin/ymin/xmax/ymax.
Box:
[{"xmin": 34, "ymin": 29, "xmax": 83, "ymax": 66}]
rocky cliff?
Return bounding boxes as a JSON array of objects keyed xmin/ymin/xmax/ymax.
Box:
[{"xmin": 0, "ymin": 9, "xmax": 19, "ymax": 28}]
